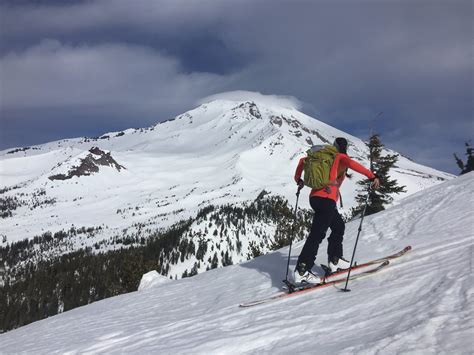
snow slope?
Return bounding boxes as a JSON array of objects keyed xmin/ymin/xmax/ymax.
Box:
[{"xmin": 1, "ymin": 172, "xmax": 472, "ymax": 354}]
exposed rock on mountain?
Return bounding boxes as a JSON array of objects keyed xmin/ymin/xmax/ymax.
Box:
[{"xmin": 48, "ymin": 147, "xmax": 125, "ymax": 181}]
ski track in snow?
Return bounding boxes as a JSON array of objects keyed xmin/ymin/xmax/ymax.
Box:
[{"xmin": 1, "ymin": 173, "xmax": 472, "ymax": 354}]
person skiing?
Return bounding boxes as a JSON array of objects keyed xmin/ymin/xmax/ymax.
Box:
[{"xmin": 293, "ymin": 137, "xmax": 380, "ymax": 284}]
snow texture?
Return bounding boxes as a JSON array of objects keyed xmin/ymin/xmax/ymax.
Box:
[{"xmin": 1, "ymin": 172, "xmax": 472, "ymax": 354}]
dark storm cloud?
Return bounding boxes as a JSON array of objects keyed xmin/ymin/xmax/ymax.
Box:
[{"xmin": 0, "ymin": 0, "xmax": 472, "ymax": 173}]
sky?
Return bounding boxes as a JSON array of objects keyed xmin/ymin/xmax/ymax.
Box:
[{"xmin": 0, "ymin": 0, "xmax": 472, "ymax": 174}]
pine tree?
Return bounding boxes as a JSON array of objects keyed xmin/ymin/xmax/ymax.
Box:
[
  {"xmin": 211, "ymin": 252, "xmax": 219, "ymax": 269},
  {"xmin": 222, "ymin": 250, "xmax": 233, "ymax": 266},
  {"xmin": 454, "ymin": 141, "xmax": 474, "ymax": 175},
  {"xmin": 352, "ymin": 134, "xmax": 406, "ymax": 217}
]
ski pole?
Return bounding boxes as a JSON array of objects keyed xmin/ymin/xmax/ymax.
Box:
[
  {"xmin": 284, "ymin": 186, "xmax": 302, "ymax": 284},
  {"xmin": 341, "ymin": 186, "xmax": 372, "ymax": 292}
]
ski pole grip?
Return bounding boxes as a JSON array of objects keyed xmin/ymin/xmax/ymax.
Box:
[{"xmin": 296, "ymin": 185, "xmax": 303, "ymax": 196}]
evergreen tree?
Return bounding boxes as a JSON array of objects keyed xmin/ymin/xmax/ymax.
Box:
[
  {"xmin": 222, "ymin": 250, "xmax": 233, "ymax": 266},
  {"xmin": 211, "ymin": 252, "xmax": 219, "ymax": 269},
  {"xmin": 352, "ymin": 134, "xmax": 406, "ymax": 217},
  {"xmin": 454, "ymin": 141, "xmax": 474, "ymax": 175}
]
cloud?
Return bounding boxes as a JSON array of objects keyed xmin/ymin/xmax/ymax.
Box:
[
  {"xmin": 0, "ymin": 39, "xmax": 227, "ymax": 118},
  {"xmin": 0, "ymin": 37, "xmax": 235, "ymax": 149},
  {"xmin": 0, "ymin": 0, "xmax": 220, "ymax": 37},
  {"xmin": 199, "ymin": 91, "xmax": 302, "ymax": 110},
  {"xmin": 0, "ymin": 0, "xmax": 472, "ymax": 174}
]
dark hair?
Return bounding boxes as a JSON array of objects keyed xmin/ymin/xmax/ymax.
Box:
[{"xmin": 333, "ymin": 137, "xmax": 348, "ymax": 154}]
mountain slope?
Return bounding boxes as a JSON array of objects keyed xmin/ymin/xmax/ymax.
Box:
[
  {"xmin": 0, "ymin": 93, "xmax": 452, "ymax": 273},
  {"xmin": 1, "ymin": 172, "xmax": 472, "ymax": 354}
]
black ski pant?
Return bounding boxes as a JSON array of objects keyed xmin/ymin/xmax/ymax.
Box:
[{"xmin": 297, "ymin": 196, "xmax": 345, "ymax": 271}]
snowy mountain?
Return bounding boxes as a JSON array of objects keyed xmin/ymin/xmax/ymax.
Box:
[
  {"xmin": 1, "ymin": 171, "xmax": 472, "ymax": 353},
  {"xmin": 0, "ymin": 92, "xmax": 454, "ymax": 331},
  {"xmin": 0, "ymin": 92, "xmax": 451, "ymax": 253}
]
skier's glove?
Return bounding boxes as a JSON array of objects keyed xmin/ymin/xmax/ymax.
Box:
[{"xmin": 297, "ymin": 179, "xmax": 305, "ymax": 189}]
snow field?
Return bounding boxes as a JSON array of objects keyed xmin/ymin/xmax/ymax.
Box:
[{"xmin": 1, "ymin": 172, "xmax": 472, "ymax": 354}]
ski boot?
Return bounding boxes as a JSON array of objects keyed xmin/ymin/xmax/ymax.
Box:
[
  {"xmin": 328, "ymin": 256, "xmax": 351, "ymax": 273},
  {"xmin": 294, "ymin": 263, "xmax": 321, "ymax": 285}
]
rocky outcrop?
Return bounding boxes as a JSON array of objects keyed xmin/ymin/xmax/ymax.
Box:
[{"xmin": 49, "ymin": 147, "xmax": 125, "ymax": 181}]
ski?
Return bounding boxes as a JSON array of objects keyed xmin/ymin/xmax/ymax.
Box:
[
  {"xmin": 239, "ymin": 246, "xmax": 412, "ymax": 308},
  {"xmin": 321, "ymin": 245, "xmax": 412, "ymax": 280},
  {"xmin": 239, "ymin": 260, "xmax": 389, "ymax": 308},
  {"xmin": 285, "ymin": 244, "xmax": 411, "ymax": 289}
]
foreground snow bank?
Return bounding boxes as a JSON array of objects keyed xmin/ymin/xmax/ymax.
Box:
[
  {"xmin": 1, "ymin": 173, "xmax": 472, "ymax": 354},
  {"xmin": 138, "ymin": 271, "xmax": 170, "ymax": 291}
]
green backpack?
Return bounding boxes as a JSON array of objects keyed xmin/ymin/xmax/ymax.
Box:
[{"xmin": 303, "ymin": 145, "xmax": 339, "ymax": 190}]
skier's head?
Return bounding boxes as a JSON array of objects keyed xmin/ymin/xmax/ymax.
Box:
[{"xmin": 333, "ymin": 137, "xmax": 348, "ymax": 154}]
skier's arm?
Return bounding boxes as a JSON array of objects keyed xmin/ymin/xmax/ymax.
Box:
[
  {"xmin": 294, "ymin": 157, "xmax": 305, "ymax": 183},
  {"xmin": 339, "ymin": 154, "xmax": 376, "ymax": 180}
]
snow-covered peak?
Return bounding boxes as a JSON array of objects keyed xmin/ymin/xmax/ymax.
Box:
[
  {"xmin": 198, "ymin": 90, "xmax": 302, "ymax": 110},
  {"xmin": 0, "ymin": 92, "xmax": 453, "ymax": 248}
]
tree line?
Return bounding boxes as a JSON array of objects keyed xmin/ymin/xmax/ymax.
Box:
[{"xmin": 0, "ymin": 195, "xmax": 311, "ymax": 333}]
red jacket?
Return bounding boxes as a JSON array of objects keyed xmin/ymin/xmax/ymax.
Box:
[{"xmin": 294, "ymin": 153, "xmax": 376, "ymax": 202}]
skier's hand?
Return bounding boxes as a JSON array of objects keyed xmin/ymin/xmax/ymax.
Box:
[
  {"xmin": 297, "ymin": 179, "xmax": 305, "ymax": 190},
  {"xmin": 371, "ymin": 177, "xmax": 380, "ymax": 190}
]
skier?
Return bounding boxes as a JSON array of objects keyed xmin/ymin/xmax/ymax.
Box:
[{"xmin": 293, "ymin": 137, "xmax": 380, "ymax": 284}]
